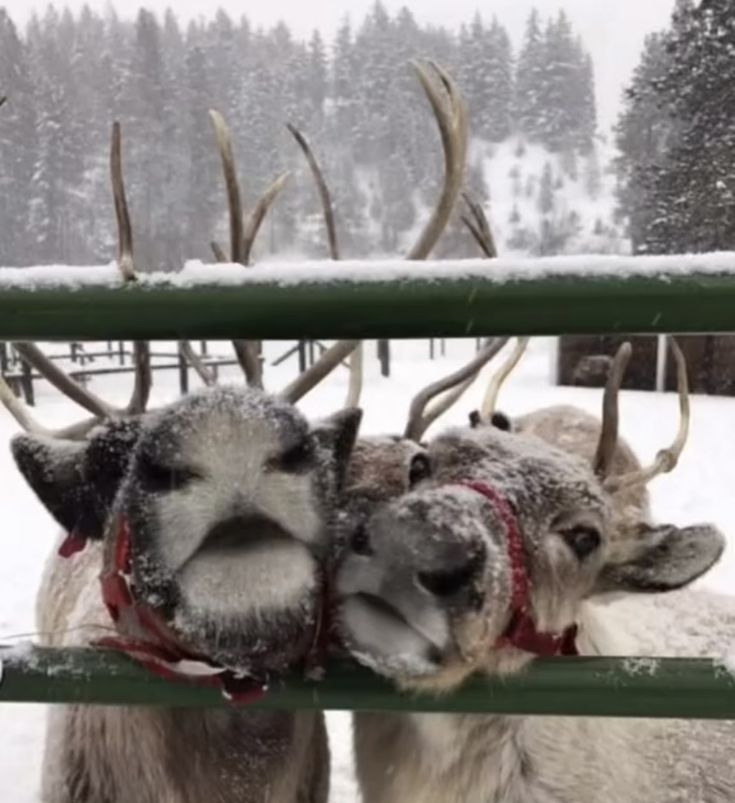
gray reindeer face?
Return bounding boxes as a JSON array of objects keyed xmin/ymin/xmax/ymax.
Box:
[
  {"xmin": 13, "ymin": 386, "xmax": 360, "ymax": 675},
  {"xmin": 336, "ymin": 425, "xmax": 724, "ymax": 689}
]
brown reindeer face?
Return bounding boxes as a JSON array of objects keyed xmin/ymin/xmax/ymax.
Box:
[
  {"xmin": 336, "ymin": 424, "xmax": 724, "ymax": 689},
  {"xmin": 13, "ymin": 386, "xmax": 361, "ymax": 676}
]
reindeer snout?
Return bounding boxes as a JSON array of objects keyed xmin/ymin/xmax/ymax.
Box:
[
  {"xmin": 416, "ymin": 545, "xmax": 486, "ymax": 599},
  {"xmin": 343, "ymin": 488, "xmax": 491, "ymax": 612}
]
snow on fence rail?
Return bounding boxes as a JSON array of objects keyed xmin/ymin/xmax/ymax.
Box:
[
  {"xmin": 2, "ymin": 647, "xmax": 735, "ymax": 719},
  {"xmin": 2, "ymin": 253, "xmax": 735, "ymax": 339}
]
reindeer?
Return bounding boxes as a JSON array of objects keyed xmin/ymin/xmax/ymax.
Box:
[
  {"xmin": 335, "ymin": 341, "xmax": 735, "ymax": 803},
  {"xmin": 2, "ymin": 61, "xmax": 481, "ymax": 802}
]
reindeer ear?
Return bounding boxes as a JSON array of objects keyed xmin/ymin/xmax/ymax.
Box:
[
  {"xmin": 596, "ymin": 522, "xmax": 725, "ymax": 594},
  {"xmin": 11, "ymin": 420, "xmax": 141, "ymax": 540},
  {"xmin": 312, "ymin": 408, "xmax": 363, "ymax": 487},
  {"xmin": 83, "ymin": 419, "xmax": 142, "ymax": 523},
  {"xmin": 11, "ymin": 434, "xmax": 88, "ymax": 535},
  {"xmin": 84, "ymin": 419, "xmax": 141, "ymax": 493}
]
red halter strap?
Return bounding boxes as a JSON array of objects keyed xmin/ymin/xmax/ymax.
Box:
[
  {"xmin": 58, "ymin": 529, "xmax": 88, "ymax": 559},
  {"xmin": 94, "ymin": 515, "xmax": 269, "ymax": 705},
  {"xmin": 459, "ymin": 481, "xmax": 578, "ymax": 658}
]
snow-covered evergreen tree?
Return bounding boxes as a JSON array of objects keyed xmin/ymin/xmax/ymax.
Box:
[{"xmin": 0, "ymin": 4, "xmax": 607, "ymax": 264}]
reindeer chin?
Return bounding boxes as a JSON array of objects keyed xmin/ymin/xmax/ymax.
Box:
[{"xmin": 125, "ymin": 516, "xmax": 323, "ymax": 674}]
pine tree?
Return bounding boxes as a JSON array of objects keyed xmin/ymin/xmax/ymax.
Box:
[
  {"xmin": 181, "ymin": 40, "xmax": 219, "ymax": 261},
  {"xmin": 515, "ymin": 9, "xmax": 546, "ymax": 141},
  {"xmin": 116, "ymin": 9, "xmax": 171, "ymax": 268},
  {"xmin": 0, "ymin": 10, "xmax": 36, "ymax": 264},
  {"xmin": 307, "ymin": 31, "xmax": 328, "ymax": 121},
  {"xmin": 615, "ymin": 32, "xmax": 676, "ymax": 251},
  {"xmin": 538, "ymin": 162, "xmax": 555, "ymax": 214},
  {"xmin": 465, "ymin": 15, "xmax": 513, "ymax": 141},
  {"xmin": 616, "ymin": 0, "xmax": 735, "ymax": 254},
  {"xmin": 539, "ymin": 12, "xmax": 582, "ymax": 152},
  {"xmin": 0, "ymin": 5, "xmax": 601, "ymax": 264}
]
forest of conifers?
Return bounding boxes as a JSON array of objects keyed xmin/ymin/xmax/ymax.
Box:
[{"xmin": 0, "ymin": 4, "xmax": 596, "ymax": 268}]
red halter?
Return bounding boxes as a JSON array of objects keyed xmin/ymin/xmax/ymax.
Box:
[
  {"xmin": 95, "ymin": 515, "xmax": 268, "ymax": 704},
  {"xmin": 459, "ymin": 481, "xmax": 578, "ymax": 658},
  {"xmin": 60, "ymin": 516, "xmax": 331, "ymax": 701}
]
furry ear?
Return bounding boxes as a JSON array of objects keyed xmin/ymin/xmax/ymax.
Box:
[
  {"xmin": 596, "ymin": 522, "xmax": 725, "ymax": 594},
  {"xmin": 468, "ymin": 410, "xmax": 512, "ymax": 432},
  {"xmin": 83, "ymin": 419, "xmax": 142, "ymax": 525},
  {"xmin": 11, "ymin": 419, "xmax": 142, "ymax": 540},
  {"xmin": 11, "ymin": 434, "xmax": 88, "ymax": 534},
  {"xmin": 312, "ymin": 408, "xmax": 363, "ymax": 489}
]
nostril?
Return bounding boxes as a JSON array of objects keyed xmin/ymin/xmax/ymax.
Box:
[
  {"xmin": 417, "ymin": 552, "xmax": 485, "ymax": 598},
  {"xmin": 350, "ymin": 523, "xmax": 374, "ymax": 557}
]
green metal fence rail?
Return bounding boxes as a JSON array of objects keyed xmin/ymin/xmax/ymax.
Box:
[
  {"xmin": 2, "ymin": 648, "xmax": 735, "ymax": 719},
  {"xmin": 2, "ymin": 258, "xmax": 735, "ymax": 339},
  {"xmin": 2, "ymin": 255, "xmax": 735, "ymax": 717}
]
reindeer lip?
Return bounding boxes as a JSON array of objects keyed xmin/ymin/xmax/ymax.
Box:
[
  {"xmin": 196, "ymin": 514, "xmax": 294, "ymax": 556},
  {"xmin": 339, "ymin": 592, "xmax": 449, "ymax": 653},
  {"xmin": 351, "ymin": 592, "xmax": 414, "ymax": 629},
  {"xmin": 338, "ymin": 593, "xmax": 444, "ymax": 678}
]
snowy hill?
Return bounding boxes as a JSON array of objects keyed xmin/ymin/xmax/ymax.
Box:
[{"xmin": 477, "ymin": 137, "xmax": 627, "ymax": 258}]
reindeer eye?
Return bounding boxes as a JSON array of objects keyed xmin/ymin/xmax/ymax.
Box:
[
  {"xmin": 409, "ymin": 454, "xmax": 432, "ymax": 487},
  {"xmin": 561, "ymin": 526, "xmax": 601, "ymax": 561},
  {"xmin": 268, "ymin": 439, "xmax": 314, "ymax": 474},
  {"xmin": 139, "ymin": 455, "xmax": 201, "ymax": 493}
]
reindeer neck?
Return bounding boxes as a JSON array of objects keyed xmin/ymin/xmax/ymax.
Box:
[{"xmin": 46, "ymin": 703, "xmax": 321, "ymax": 803}]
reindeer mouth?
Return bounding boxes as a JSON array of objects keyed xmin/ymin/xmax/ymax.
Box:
[
  {"xmin": 338, "ymin": 591, "xmax": 448, "ymax": 678},
  {"xmin": 195, "ymin": 514, "xmax": 296, "ymax": 558},
  {"xmin": 173, "ymin": 514, "xmax": 319, "ymax": 625}
]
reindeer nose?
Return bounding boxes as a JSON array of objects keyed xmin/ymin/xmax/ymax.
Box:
[{"xmin": 416, "ymin": 548, "xmax": 486, "ymax": 599}]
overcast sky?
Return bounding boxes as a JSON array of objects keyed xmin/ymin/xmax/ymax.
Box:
[{"xmin": 2, "ymin": 0, "xmax": 676, "ymax": 128}]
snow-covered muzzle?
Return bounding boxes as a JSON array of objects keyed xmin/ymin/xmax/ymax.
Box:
[
  {"xmin": 336, "ymin": 425, "xmax": 725, "ymax": 690},
  {"xmin": 12, "ymin": 386, "xmax": 361, "ymax": 686}
]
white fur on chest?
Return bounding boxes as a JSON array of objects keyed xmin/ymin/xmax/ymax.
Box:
[{"xmin": 399, "ymin": 714, "xmax": 560, "ymax": 803}]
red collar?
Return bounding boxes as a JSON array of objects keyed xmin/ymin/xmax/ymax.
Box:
[
  {"xmin": 95, "ymin": 516, "xmax": 268, "ymax": 704},
  {"xmin": 459, "ymin": 481, "xmax": 579, "ymax": 658},
  {"xmin": 61, "ymin": 517, "xmax": 331, "ymax": 701}
]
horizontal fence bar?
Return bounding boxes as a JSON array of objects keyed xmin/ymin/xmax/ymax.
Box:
[
  {"xmin": 2, "ymin": 256, "xmax": 735, "ymax": 339},
  {"xmin": 2, "ymin": 647, "xmax": 735, "ymax": 719}
]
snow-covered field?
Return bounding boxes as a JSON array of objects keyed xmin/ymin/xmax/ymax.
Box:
[{"xmin": 2, "ymin": 336, "xmax": 735, "ymax": 802}]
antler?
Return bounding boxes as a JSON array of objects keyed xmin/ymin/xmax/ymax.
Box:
[
  {"xmin": 11, "ymin": 343, "xmax": 115, "ymax": 419},
  {"xmin": 210, "ymin": 110, "xmax": 244, "ymax": 265},
  {"xmin": 178, "ymin": 341, "xmax": 217, "ymax": 387},
  {"xmin": 279, "ymin": 340, "xmax": 361, "ymax": 404},
  {"xmin": 242, "ymin": 171, "xmax": 291, "ymax": 265},
  {"xmin": 407, "ymin": 61, "xmax": 468, "ymax": 260},
  {"xmin": 210, "ymin": 241, "xmax": 228, "ymax": 262},
  {"xmin": 281, "ymin": 61, "xmax": 469, "ymax": 407},
  {"xmin": 603, "ymin": 339, "xmax": 690, "ymax": 492},
  {"xmin": 461, "ymin": 192, "xmax": 498, "ymax": 259},
  {"xmin": 286, "ymin": 124, "xmax": 339, "ymax": 261},
  {"xmin": 478, "ymin": 337, "xmax": 530, "ymax": 423},
  {"xmin": 0, "ymin": 370, "xmax": 104, "ymax": 439},
  {"xmin": 1, "ymin": 123, "xmax": 153, "ymax": 438},
  {"xmin": 210, "ymin": 109, "xmax": 290, "ymax": 389},
  {"xmin": 286, "ymin": 122, "xmax": 363, "ymax": 407},
  {"xmin": 111, "ymin": 122, "xmax": 136, "ymax": 283},
  {"xmin": 404, "ymin": 338, "xmax": 510, "ymax": 441},
  {"xmin": 110, "ymin": 122, "xmax": 152, "ymax": 411},
  {"xmin": 402, "ymin": 74, "xmax": 516, "ymax": 441},
  {"xmin": 592, "ymin": 342, "xmax": 633, "ymax": 479}
]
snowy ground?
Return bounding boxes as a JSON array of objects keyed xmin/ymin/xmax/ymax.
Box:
[{"xmin": 2, "ymin": 336, "xmax": 735, "ymax": 801}]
